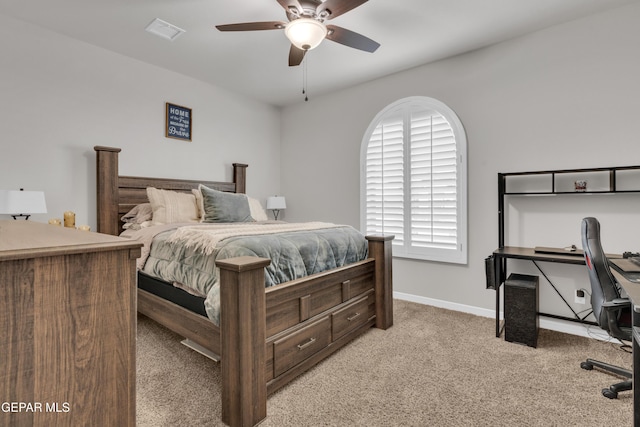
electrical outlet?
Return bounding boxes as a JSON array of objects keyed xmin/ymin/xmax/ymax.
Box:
[{"xmin": 575, "ymin": 289, "xmax": 586, "ymax": 304}]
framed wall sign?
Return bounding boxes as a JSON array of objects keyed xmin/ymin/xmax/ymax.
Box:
[{"xmin": 165, "ymin": 103, "xmax": 192, "ymax": 141}]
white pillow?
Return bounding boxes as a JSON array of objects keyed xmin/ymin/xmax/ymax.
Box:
[
  {"xmin": 248, "ymin": 197, "xmax": 268, "ymax": 222},
  {"xmin": 192, "ymin": 188, "xmax": 204, "ymax": 222},
  {"xmin": 146, "ymin": 187, "xmax": 199, "ymax": 225}
]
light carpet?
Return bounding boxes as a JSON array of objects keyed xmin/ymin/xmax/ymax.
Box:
[{"xmin": 137, "ymin": 299, "xmax": 632, "ymax": 426}]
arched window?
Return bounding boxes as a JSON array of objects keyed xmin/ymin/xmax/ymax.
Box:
[{"xmin": 360, "ymin": 96, "xmax": 467, "ymax": 264}]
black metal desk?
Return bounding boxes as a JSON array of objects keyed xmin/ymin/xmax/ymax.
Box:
[
  {"xmin": 490, "ymin": 246, "xmax": 595, "ymax": 338},
  {"xmin": 612, "ymin": 269, "xmax": 640, "ymax": 426}
]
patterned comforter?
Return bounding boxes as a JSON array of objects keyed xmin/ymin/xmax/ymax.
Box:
[{"xmin": 127, "ymin": 222, "xmax": 368, "ymax": 325}]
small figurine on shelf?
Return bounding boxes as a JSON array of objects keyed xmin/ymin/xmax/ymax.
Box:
[{"xmin": 574, "ymin": 180, "xmax": 587, "ymax": 192}]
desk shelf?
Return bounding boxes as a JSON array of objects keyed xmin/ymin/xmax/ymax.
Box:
[
  {"xmin": 498, "ymin": 165, "xmax": 640, "ymax": 247},
  {"xmin": 500, "ymin": 165, "xmax": 640, "ymax": 197}
]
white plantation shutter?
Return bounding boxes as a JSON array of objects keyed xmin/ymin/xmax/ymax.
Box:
[
  {"xmin": 410, "ymin": 110, "xmax": 457, "ymax": 250},
  {"xmin": 366, "ymin": 115, "xmax": 405, "ymax": 245},
  {"xmin": 361, "ymin": 97, "xmax": 467, "ymax": 264}
]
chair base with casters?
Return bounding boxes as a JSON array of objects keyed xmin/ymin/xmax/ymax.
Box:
[{"xmin": 580, "ymin": 358, "xmax": 632, "ymax": 399}]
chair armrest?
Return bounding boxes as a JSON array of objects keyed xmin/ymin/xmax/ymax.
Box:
[
  {"xmin": 602, "ymin": 298, "xmax": 631, "ymax": 309},
  {"xmin": 603, "ymin": 298, "xmax": 633, "ymax": 342}
]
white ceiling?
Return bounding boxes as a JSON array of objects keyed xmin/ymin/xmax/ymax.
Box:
[{"xmin": 1, "ymin": 0, "xmax": 637, "ymax": 107}]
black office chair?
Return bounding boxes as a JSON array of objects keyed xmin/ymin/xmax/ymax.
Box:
[{"xmin": 580, "ymin": 217, "xmax": 633, "ymax": 399}]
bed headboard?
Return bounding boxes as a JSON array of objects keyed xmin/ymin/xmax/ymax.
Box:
[{"xmin": 94, "ymin": 146, "xmax": 248, "ymax": 236}]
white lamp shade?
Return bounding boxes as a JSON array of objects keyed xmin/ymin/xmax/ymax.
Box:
[
  {"xmin": 266, "ymin": 196, "xmax": 286, "ymax": 210},
  {"xmin": 284, "ymin": 18, "xmax": 327, "ymax": 51},
  {"xmin": 0, "ymin": 190, "xmax": 47, "ymax": 215}
]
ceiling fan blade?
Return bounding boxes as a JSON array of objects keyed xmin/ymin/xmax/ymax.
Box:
[
  {"xmin": 277, "ymin": 0, "xmax": 303, "ymax": 15},
  {"xmin": 216, "ymin": 21, "xmax": 286, "ymax": 31},
  {"xmin": 289, "ymin": 45, "xmax": 306, "ymax": 66},
  {"xmin": 326, "ymin": 25, "xmax": 379, "ymax": 53},
  {"xmin": 317, "ymin": 0, "xmax": 368, "ymax": 20}
]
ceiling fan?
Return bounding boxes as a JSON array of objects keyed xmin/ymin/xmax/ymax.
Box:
[{"xmin": 215, "ymin": 0, "xmax": 380, "ymax": 66}]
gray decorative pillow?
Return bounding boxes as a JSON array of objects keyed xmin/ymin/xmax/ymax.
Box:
[
  {"xmin": 121, "ymin": 203, "xmax": 153, "ymax": 224},
  {"xmin": 199, "ymin": 184, "xmax": 254, "ymax": 223}
]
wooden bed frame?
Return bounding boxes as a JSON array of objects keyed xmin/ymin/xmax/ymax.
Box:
[{"xmin": 94, "ymin": 146, "xmax": 393, "ymax": 426}]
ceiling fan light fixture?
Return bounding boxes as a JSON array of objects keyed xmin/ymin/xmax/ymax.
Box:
[{"xmin": 284, "ymin": 18, "xmax": 327, "ymax": 51}]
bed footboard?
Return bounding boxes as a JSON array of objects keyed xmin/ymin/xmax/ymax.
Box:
[{"xmin": 216, "ymin": 235, "xmax": 393, "ymax": 427}]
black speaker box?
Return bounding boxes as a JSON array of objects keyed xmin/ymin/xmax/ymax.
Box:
[{"xmin": 504, "ymin": 273, "xmax": 539, "ymax": 348}]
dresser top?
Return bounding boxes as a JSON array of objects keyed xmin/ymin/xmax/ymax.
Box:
[{"xmin": 0, "ymin": 220, "xmax": 142, "ymax": 261}]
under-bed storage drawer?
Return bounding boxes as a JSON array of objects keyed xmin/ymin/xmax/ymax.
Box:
[
  {"xmin": 332, "ymin": 295, "xmax": 369, "ymax": 341},
  {"xmin": 273, "ymin": 316, "xmax": 331, "ymax": 377}
]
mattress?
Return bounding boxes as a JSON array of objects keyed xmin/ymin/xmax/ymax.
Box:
[{"xmin": 138, "ymin": 271, "xmax": 207, "ymax": 317}]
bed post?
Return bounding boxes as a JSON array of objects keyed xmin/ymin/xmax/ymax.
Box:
[
  {"xmin": 217, "ymin": 256, "xmax": 271, "ymax": 427},
  {"xmin": 233, "ymin": 163, "xmax": 248, "ymax": 194},
  {"xmin": 367, "ymin": 234, "xmax": 394, "ymax": 330},
  {"xmin": 94, "ymin": 146, "xmax": 121, "ymax": 236}
]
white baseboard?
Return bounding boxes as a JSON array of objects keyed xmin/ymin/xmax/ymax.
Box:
[{"xmin": 393, "ymin": 291, "xmax": 613, "ymax": 342}]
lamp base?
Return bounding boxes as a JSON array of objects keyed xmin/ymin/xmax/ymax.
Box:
[{"xmin": 11, "ymin": 214, "xmax": 31, "ymax": 220}]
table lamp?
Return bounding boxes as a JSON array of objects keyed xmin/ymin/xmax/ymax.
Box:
[
  {"xmin": 266, "ymin": 196, "xmax": 286, "ymax": 221},
  {"xmin": 0, "ymin": 189, "xmax": 47, "ymax": 220}
]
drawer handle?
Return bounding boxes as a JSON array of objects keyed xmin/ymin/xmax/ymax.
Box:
[
  {"xmin": 297, "ymin": 337, "xmax": 316, "ymax": 350},
  {"xmin": 347, "ymin": 312, "xmax": 361, "ymax": 322}
]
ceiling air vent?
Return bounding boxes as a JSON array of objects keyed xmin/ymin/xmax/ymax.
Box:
[{"xmin": 145, "ymin": 18, "xmax": 185, "ymax": 41}]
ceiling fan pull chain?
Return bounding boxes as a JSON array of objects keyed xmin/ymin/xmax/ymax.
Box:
[{"xmin": 303, "ymin": 54, "xmax": 309, "ymax": 102}]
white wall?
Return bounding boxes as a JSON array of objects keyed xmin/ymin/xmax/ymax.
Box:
[
  {"xmin": 0, "ymin": 13, "xmax": 282, "ymax": 229},
  {"xmin": 280, "ymin": 3, "xmax": 640, "ymax": 324},
  {"xmin": 2, "ymin": 4, "xmax": 640, "ymax": 334}
]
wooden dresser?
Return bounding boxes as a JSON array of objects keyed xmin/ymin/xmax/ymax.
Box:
[{"xmin": 0, "ymin": 220, "xmax": 142, "ymax": 427}]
